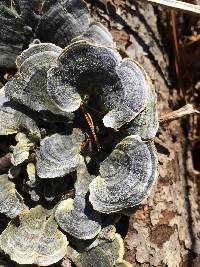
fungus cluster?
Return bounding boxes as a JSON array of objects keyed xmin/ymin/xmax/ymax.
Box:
[{"xmin": 0, "ymin": 0, "xmax": 158, "ymax": 266}]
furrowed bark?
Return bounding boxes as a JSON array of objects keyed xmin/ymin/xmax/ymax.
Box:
[{"xmin": 86, "ymin": 1, "xmax": 200, "ymax": 266}]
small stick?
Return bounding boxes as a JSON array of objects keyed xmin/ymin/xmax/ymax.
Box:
[
  {"xmin": 80, "ymin": 103, "xmax": 101, "ymax": 151},
  {"xmin": 181, "ymin": 34, "xmax": 200, "ymax": 47},
  {"xmin": 138, "ymin": 0, "xmax": 200, "ymax": 15},
  {"xmin": 159, "ymin": 104, "xmax": 199, "ymax": 124}
]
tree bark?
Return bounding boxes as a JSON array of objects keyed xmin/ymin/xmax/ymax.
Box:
[{"xmin": 86, "ymin": 1, "xmax": 200, "ymax": 266}]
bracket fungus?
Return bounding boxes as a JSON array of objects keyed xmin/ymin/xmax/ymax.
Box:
[
  {"xmin": 55, "ymin": 164, "xmax": 101, "ymax": 240},
  {"xmin": 67, "ymin": 230, "xmax": 131, "ymax": 267},
  {"xmin": 36, "ymin": 129, "xmax": 85, "ymax": 178},
  {"xmin": 16, "ymin": 42, "xmax": 63, "ymax": 68},
  {"xmin": 0, "ymin": 87, "xmax": 40, "ymax": 137},
  {"xmin": 0, "ymin": 1, "xmax": 159, "ymax": 265},
  {"xmin": 18, "ymin": 0, "xmax": 42, "ymax": 24},
  {"xmin": 35, "ymin": 0, "xmax": 90, "ymax": 47},
  {"xmin": 73, "ymin": 22, "xmax": 114, "ymax": 47},
  {"xmin": 0, "ymin": 0, "xmax": 90, "ymax": 68},
  {"xmin": 4, "ymin": 43, "xmax": 67, "ymax": 116},
  {"xmin": 0, "ymin": 206, "xmax": 69, "ymax": 265},
  {"xmin": 47, "ymin": 41, "xmax": 149, "ymax": 129},
  {"xmin": 0, "ymin": 174, "xmax": 26, "ymax": 218},
  {"xmin": 0, "ymin": 5, "xmax": 26, "ymax": 68},
  {"xmin": 125, "ymin": 72, "xmax": 159, "ymax": 140},
  {"xmin": 89, "ymin": 135, "xmax": 157, "ymax": 213},
  {"xmin": 55, "ymin": 195, "xmax": 101, "ymax": 240}
]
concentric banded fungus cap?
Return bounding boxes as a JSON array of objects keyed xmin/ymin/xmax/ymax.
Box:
[
  {"xmin": 67, "ymin": 232, "xmax": 126, "ymax": 266},
  {"xmin": 0, "ymin": 206, "xmax": 69, "ymax": 265},
  {"xmin": 68, "ymin": 246, "xmax": 112, "ymax": 267},
  {"xmin": 16, "ymin": 43, "xmax": 62, "ymax": 68},
  {"xmin": 73, "ymin": 22, "xmax": 114, "ymax": 46},
  {"xmin": 89, "ymin": 135, "xmax": 157, "ymax": 213},
  {"xmin": 55, "ymin": 195, "xmax": 101, "ymax": 240},
  {"xmin": 0, "ymin": 87, "xmax": 40, "ymax": 137},
  {"xmin": 4, "ymin": 43, "xmax": 68, "ymax": 116},
  {"xmin": 0, "ymin": 0, "xmax": 90, "ymax": 68},
  {"xmin": 98, "ymin": 233, "xmax": 124, "ymax": 264},
  {"xmin": 36, "ymin": 0, "xmax": 90, "ymax": 47},
  {"xmin": 47, "ymin": 41, "xmax": 149, "ymax": 129},
  {"xmin": 36, "ymin": 128, "xmax": 85, "ymax": 178},
  {"xmin": 0, "ymin": 174, "xmax": 26, "ymax": 218},
  {"xmin": 125, "ymin": 71, "xmax": 159, "ymax": 140},
  {"xmin": 0, "ymin": 5, "xmax": 26, "ymax": 68},
  {"xmin": 55, "ymin": 164, "xmax": 101, "ymax": 240}
]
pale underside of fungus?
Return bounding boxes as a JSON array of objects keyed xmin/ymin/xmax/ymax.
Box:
[
  {"xmin": 11, "ymin": 132, "xmax": 35, "ymax": 166},
  {"xmin": 0, "ymin": 0, "xmax": 158, "ymax": 266}
]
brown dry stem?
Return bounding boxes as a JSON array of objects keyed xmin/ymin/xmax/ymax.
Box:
[
  {"xmin": 159, "ymin": 104, "xmax": 199, "ymax": 124},
  {"xmin": 139, "ymin": 0, "xmax": 200, "ymax": 15},
  {"xmin": 80, "ymin": 103, "xmax": 101, "ymax": 151}
]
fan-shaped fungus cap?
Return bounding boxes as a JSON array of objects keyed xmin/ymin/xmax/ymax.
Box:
[
  {"xmin": 16, "ymin": 43, "xmax": 62, "ymax": 68},
  {"xmin": 0, "ymin": 174, "xmax": 26, "ymax": 218},
  {"xmin": 125, "ymin": 68, "xmax": 158, "ymax": 140},
  {"xmin": 36, "ymin": 128, "xmax": 85, "ymax": 178},
  {"xmin": 0, "ymin": 5, "xmax": 26, "ymax": 68},
  {"xmin": 0, "ymin": 206, "xmax": 69, "ymax": 265},
  {"xmin": 67, "ymin": 232, "xmax": 126, "ymax": 266},
  {"xmin": 4, "ymin": 43, "xmax": 67, "ymax": 116},
  {"xmin": 89, "ymin": 135, "xmax": 157, "ymax": 213},
  {"xmin": 0, "ymin": 0, "xmax": 90, "ymax": 68},
  {"xmin": 55, "ymin": 195, "xmax": 101, "ymax": 240},
  {"xmin": 73, "ymin": 22, "xmax": 114, "ymax": 46},
  {"xmin": 55, "ymin": 163, "xmax": 101, "ymax": 239},
  {"xmin": 0, "ymin": 87, "xmax": 40, "ymax": 137},
  {"xmin": 47, "ymin": 41, "xmax": 149, "ymax": 129},
  {"xmin": 36, "ymin": 0, "xmax": 90, "ymax": 47}
]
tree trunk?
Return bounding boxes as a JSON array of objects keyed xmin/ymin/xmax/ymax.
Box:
[{"xmin": 86, "ymin": 1, "xmax": 200, "ymax": 266}]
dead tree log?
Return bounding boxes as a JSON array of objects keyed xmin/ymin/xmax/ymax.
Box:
[{"xmin": 86, "ymin": 1, "xmax": 200, "ymax": 266}]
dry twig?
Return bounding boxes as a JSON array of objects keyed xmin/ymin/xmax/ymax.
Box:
[
  {"xmin": 80, "ymin": 103, "xmax": 101, "ymax": 151},
  {"xmin": 159, "ymin": 104, "xmax": 199, "ymax": 124},
  {"xmin": 138, "ymin": 0, "xmax": 200, "ymax": 15}
]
